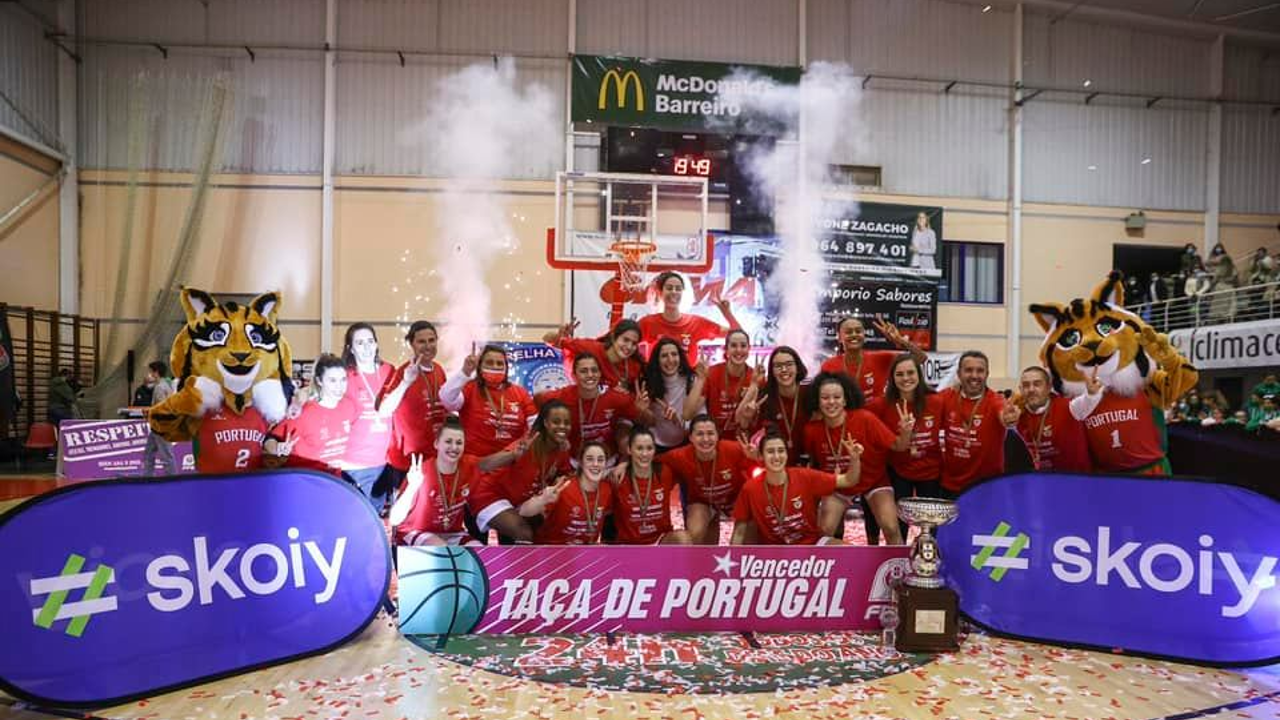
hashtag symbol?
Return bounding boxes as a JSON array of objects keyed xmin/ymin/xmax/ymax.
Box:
[
  {"xmin": 30, "ymin": 554, "xmax": 117, "ymax": 637},
  {"xmin": 970, "ymin": 521, "xmax": 1031, "ymax": 582}
]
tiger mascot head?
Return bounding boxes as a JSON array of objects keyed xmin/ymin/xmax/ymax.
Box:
[
  {"xmin": 1028, "ymin": 271, "xmax": 1197, "ymax": 408},
  {"xmin": 148, "ymin": 288, "xmax": 292, "ymax": 441}
]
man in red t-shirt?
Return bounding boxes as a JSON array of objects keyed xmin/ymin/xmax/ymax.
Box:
[
  {"xmin": 939, "ymin": 351, "xmax": 1006, "ymax": 495},
  {"xmin": 637, "ymin": 271, "xmax": 740, "ymax": 366},
  {"xmin": 193, "ymin": 405, "xmax": 268, "ymax": 474},
  {"xmin": 819, "ymin": 316, "xmax": 927, "ymax": 402},
  {"xmin": 268, "ymin": 355, "xmax": 359, "ymax": 476},
  {"xmin": 1000, "ymin": 366, "xmax": 1092, "ymax": 472}
]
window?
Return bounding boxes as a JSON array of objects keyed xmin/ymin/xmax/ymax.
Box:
[
  {"xmin": 939, "ymin": 241, "xmax": 1003, "ymax": 304},
  {"xmin": 827, "ymin": 164, "xmax": 882, "ymax": 188}
]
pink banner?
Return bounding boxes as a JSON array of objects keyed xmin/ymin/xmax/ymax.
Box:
[{"xmin": 400, "ymin": 545, "xmax": 911, "ymax": 635}]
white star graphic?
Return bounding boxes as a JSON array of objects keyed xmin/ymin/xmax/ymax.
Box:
[{"xmin": 713, "ymin": 551, "xmax": 738, "ymax": 577}]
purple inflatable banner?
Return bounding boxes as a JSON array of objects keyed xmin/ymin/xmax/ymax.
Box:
[
  {"xmin": 58, "ymin": 419, "xmax": 195, "ymax": 480},
  {"xmin": 397, "ymin": 545, "xmax": 910, "ymax": 635},
  {"xmin": 939, "ymin": 473, "xmax": 1280, "ymax": 666}
]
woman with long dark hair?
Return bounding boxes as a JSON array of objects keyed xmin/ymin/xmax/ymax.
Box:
[
  {"xmin": 440, "ymin": 343, "xmax": 537, "ymax": 459},
  {"xmin": 522, "ymin": 440, "xmax": 614, "ymax": 545},
  {"xmin": 643, "ymin": 337, "xmax": 703, "ymax": 452},
  {"xmin": 800, "ymin": 372, "xmax": 911, "ymax": 545},
  {"xmin": 637, "ymin": 271, "xmax": 740, "ymax": 365},
  {"xmin": 819, "ymin": 315, "xmax": 925, "ymax": 403},
  {"xmin": 609, "ymin": 426, "xmax": 691, "ymax": 545},
  {"xmin": 467, "ymin": 400, "xmax": 574, "ymax": 543},
  {"xmin": 544, "ymin": 318, "xmax": 646, "ymax": 394},
  {"xmin": 736, "ymin": 345, "xmax": 808, "ymax": 463},
  {"xmin": 340, "ymin": 323, "xmax": 396, "ymax": 509}
]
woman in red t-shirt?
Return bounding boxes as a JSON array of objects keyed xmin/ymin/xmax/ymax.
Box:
[
  {"xmin": 864, "ymin": 353, "xmax": 947, "ymax": 542},
  {"xmin": 441, "ymin": 344, "xmax": 538, "ymax": 459},
  {"xmin": 376, "ymin": 320, "xmax": 449, "ymax": 481},
  {"xmin": 662, "ymin": 415, "xmax": 758, "ymax": 545},
  {"xmin": 545, "ymin": 318, "xmax": 646, "ymax": 394},
  {"xmin": 468, "ymin": 400, "xmax": 573, "ymax": 543},
  {"xmin": 609, "ymin": 427, "xmax": 692, "ymax": 545},
  {"xmin": 686, "ymin": 329, "xmax": 761, "ymax": 437},
  {"xmin": 801, "ymin": 372, "xmax": 911, "ymax": 545},
  {"xmin": 388, "ymin": 417, "xmax": 482, "ymax": 546},
  {"xmin": 267, "ymin": 354, "xmax": 361, "ymax": 476},
  {"xmin": 730, "ymin": 429, "xmax": 865, "ymax": 546},
  {"xmin": 736, "ymin": 345, "xmax": 809, "ymax": 463},
  {"xmin": 340, "ymin": 323, "xmax": 397, "ymax": 510},
  {"xmin": 521, "ymin": 440, "xmax": 614, "ymax": 545},
  {"xmin": 637, "ymin": 271, "xmax": 740, "ymax": 366},
  {"xmin": 819, "ymin": 316, "xmax": 925, "ymax": 403}
]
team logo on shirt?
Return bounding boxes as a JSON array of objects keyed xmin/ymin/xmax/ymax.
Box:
[{"xmin": 792, "ymin": 497, "xmax": 802, "ymax": 509}]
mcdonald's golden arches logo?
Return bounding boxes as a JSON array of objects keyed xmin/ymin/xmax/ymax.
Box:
[{"xmin": 598, "ymin": 68, "xmax": 644, "ymax": 111}]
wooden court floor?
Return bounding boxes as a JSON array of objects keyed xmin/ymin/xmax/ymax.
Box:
[{"xmin": 4, "ymin": 614, "xmax": 1278, "ymax": 720}]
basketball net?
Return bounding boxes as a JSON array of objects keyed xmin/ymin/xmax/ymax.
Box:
[{"xmin": 610, "ymin": 234, "xmax": 657, "ymax": 294}]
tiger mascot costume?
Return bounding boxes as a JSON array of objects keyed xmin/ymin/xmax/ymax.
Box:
[
  {"xmin": 1028, "ymin": 271, "xmax": 1197, "ymax": 475},
  {"xmin": 148, "ymin": 289, "xmax": 292, "ymax": 473}
]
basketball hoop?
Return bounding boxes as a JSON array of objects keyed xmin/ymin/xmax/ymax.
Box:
[{"xmin": 609, "ymin": 236, "xmax": 659, "ymax": 293}]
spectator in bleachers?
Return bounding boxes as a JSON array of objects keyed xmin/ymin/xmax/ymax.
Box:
[
  {"xmin": 1173, "ymin": 388, "xmax": 1208, "ymax": 424},
  {"xmin": 1246, "ymin": 395, "xmax": 1280, "ymax": 434},
  {"xmin": 1184, "ymin": 258, "xmax": 1212, "ymax": 327},
  {"xmin": 1247, "ymin": 248, "xmax": 1273, "ymax": 286},
  {"xmin": 47, "ymin": 367, "xmax": 82, "ymax": 426},
  {"xmin": 1251, "ymin": 373, "xmax": 1280, "ymax": 404},
  {"xmin": 1180, "ymin": 243, "xmax": 1202, "ymax": 276},
  {"xmin": 1207, "ymin": 243, "xmax": 1239, "ymax": 322}
]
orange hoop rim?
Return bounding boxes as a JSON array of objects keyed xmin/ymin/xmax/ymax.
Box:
[{"xmin": 607, "ymin": 238, "xmax": 659, "ymax": 263}]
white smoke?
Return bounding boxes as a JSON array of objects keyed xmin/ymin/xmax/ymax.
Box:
[
  {"xmin": 720, "ymin": 63, "xmax": 865, "ymax": 366},
  {"xmin": 418, "ymin": 58, "xmax": 558, "ymax": 367}
]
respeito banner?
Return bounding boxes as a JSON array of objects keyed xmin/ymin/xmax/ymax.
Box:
[
  {"xmin": 398, "ymin": 545, "xmax": 909, "ymax": 635},
  {"xmin": 1167, "ymin": 318, "xmax": 1280, "ymax": 370},
  {"xmin": 939, "ymin": 473, "xmax": 1280, "ymax": 666},
  {"xmin": 571, "ymin": 54, "xmax": 801, "ymax": 132},
  {"xmin": 0, "ymin": 472, "xmax": 391, "ymax": 707}
]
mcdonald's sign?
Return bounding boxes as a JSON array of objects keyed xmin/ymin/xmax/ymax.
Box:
[
  {"xmin": 599, "ymin": 68, "xmax": 645, "ymax": 111},
  {"xmin": 572, "ymin": 54, "xmax": 800, "ymax": 132}
]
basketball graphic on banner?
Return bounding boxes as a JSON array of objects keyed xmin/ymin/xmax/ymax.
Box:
[{"xmin": 397, "ymin": 547, "xmax": 490, "ymax": 636}]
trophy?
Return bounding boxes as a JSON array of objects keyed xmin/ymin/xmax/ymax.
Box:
[{"xmin": 893, "ymin": 498, "xmax": 960, "ymax": 653}]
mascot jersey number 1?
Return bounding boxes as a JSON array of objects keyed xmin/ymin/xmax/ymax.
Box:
[
  {"xmin": 1029, "ymin": 272, "xmax": 1197, "ymax": 475},
  {"xmin": 148, "ymin": 288, "xmax": 292, "ymax": 473}
]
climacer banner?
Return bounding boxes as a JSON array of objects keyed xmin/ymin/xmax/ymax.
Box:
[
  {"xmin": 1168, "ymin": 318, "xmax": 1280, "ymax": 370},
  {"xmin": 398, "ymin": 545, "xmax": 909, "ymax": 635},
  {"xmin": 58, "ymin": 419, "xmax": 195, "ymax": 480},
  {"xmin": 572, "ymin": 54, "xmax": 801, "ymax": 132},
  {"xmin": 0, "ymin": 471, "xmax": 391, "ymax": 707},
  {"xmin": 938, "ymin": 473, "xmax": 1280, "ymax": 666}
]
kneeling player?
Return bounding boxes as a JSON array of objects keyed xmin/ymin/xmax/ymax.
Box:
[
  {"xmin": 731, "ymin": 430, "xmax": 866, "ymax": 546},
  {"xmin": 610, "ymin": 427, "xmax": 692, "ymax": 545},
  {"xmin": 662, "ymin": 415, "xmax": 757, "ymax": 544},
  {"xmin": 389, "ymin": 417, "xmax": 481, "ymax": 546},
  {"xmin": 520, "ymin": 441, "xmax": 613, "ymax": 545}
]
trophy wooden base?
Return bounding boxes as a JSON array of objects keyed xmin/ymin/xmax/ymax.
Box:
[{"xmin": 893, "ymin": 584, "xmax": 960, "ymax": 654}]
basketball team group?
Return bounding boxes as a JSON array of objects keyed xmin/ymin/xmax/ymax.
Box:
[{"xmin": 186, "ymin": 271, "xmax": 1160, "ymax": 549}]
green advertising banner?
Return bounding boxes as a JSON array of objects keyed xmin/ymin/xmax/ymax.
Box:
[{"xmin": 572, "ymin": 54, "xmax": 801, "ymax": 132}]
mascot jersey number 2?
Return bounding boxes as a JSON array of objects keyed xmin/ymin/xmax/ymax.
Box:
[
  {"xmin": 1029, "ymin": 272, "xmax": 1197, "ymax": 475},
  {"xmin": 148, "ymin": 288, "xmax": 292, "ymax": 473}
]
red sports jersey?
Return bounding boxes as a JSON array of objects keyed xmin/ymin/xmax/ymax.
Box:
[
  {"xmin": 939, "ymin": 388, "xmax": 1007, "ymax": 492},
  {"xmin": 865, "ymin": 394, "xmax": 945, "ymax": 481},
  {"xmin": 755, "ymin": 391, "xmax": 806, "ymax": 464},
  {"xmin": 663, "ymin": 440, "xmax": 758, "ymax": 514},
  {"xmin": 459, "ymin": 381, "xmax": 537, "ymax": 458},
  {"xmin": 638, "ymin": 313, "xmax": 723, "ymax": 366},
  {"xmin": 195, "ymin": 406, "xmax": 267, "ymax": 474},
  {"xmin": 394, "ymin": 455, "xmax": 479, "ymax": 542},
  {"xmin": 703, "ymin": 363, "xmax": 760, "ymax": 436},
  {"xmin": 1082, "ymin": 393, "xmax": 1165, "ymax": 472},
  {"xmin": 378, "ymin": 361, "xmax": 448, "ymax": 470},
  {"xmin": 343, "ymin": 363, "xmax": 395, "ymax": 468},
  {"xmin": 1015, "ymin": 395, "xmax": 1092, "ymax": 472},
  {"xmin": 561, "ymin": 337, "xmax": 644, "ymax": 394},
  {"xmin": 800, "ymin": 409, "xmax": 897, "ymax": 495},
  {"xmin": 533, "ymin": 477, "xmax": 613, "ymax": 545},
  {"xmin": 466, "ymin": 445, "xmax": 574, "ymax": 517},
  {"xmin": 272, "ymin": 398, "xmax": 359, "ymax": 475},
  {"xmin": 732, "ymin": 468, "xmax": 836, "ymax": 545},
  {"xmin": 535, "ymin": 384, "xmax": 636, "ymax": 457},
  {"xmin": 610, "ymin": 465, "xmax": 677, "ymax": 544},
  {"xmin": 820, "ymin": 350, "xmax": 897, "ymax": 402}
]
